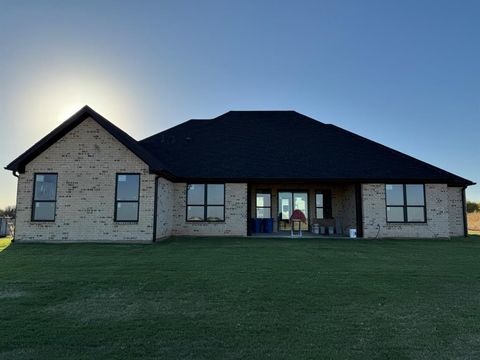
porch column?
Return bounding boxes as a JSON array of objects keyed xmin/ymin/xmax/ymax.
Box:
[{"xmin": 246, "ymin": 183, "xmax": 252, "ymax": 236}]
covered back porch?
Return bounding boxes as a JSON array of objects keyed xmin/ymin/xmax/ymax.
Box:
[{"xmin": 247, "ymin": 182, "xmax": 363, "ymax": 237}]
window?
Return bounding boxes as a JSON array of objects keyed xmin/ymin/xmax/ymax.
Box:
[
  {"xmin": 315, "ymin": 190, "xmax": 332, "ymax": 219},
  {"xmin": 386, "ymin": 184, "xmax": 426, "ymax": 223},
  {"xmin": 115, "ymin": 174, "xmax": 140, "ymax": 222},
  {"xmin": 256, "ymin": 190, "xmax": 271, "ymax": 218},
  {"xmin": 32, "ymin": 173, "xmax": 57, "ymax": 221},
  {"xmin": 187, "ymin": 184, "xmax": 225, "ymax": 222}
]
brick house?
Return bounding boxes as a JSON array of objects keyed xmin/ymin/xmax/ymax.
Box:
[{"xmin": 5, "ymin": 106, "xmax": 474, "ymax": 242}]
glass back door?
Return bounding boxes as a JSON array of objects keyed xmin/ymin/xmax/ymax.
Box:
[{"xmin": 278, "ymin": 191, "xmax": 308, "ymax": 231}]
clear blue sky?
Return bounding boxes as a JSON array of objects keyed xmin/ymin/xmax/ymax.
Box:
[{"xmin": 1, "ymin": 0, "xmax": 479, "ymax": 208}]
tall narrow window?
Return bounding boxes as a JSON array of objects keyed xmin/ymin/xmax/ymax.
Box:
[
  {"xmin": 256, "ymin": 190, "xmax": 271, "ymax": 218},
  {"xmin": 187, "ymin": 184, "xmax": 225, "ymax": 222},
  {"xmin": 115, "ymin": 174, "xmax": 140, "ymax": 222},
  {"xmin": 315, "ymin": 190, "xmax": 332, "ymax": 219},
  {"xmin": 32, "ymin": 173, "xmax": 58, "ymax": 221},
  {"xmin": 386, "ymin": 184, "xmax": 426, "ymax": 223}
]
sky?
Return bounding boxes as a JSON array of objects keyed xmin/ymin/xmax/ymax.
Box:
[{"xmin": 0, "ymin": 0, "xmax": 479, "ymax": 208}]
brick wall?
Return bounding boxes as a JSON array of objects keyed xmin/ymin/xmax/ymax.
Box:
[
  {"xmin": 171, "ymin": 183, "xmax": 248, "ymax": 236},
  {"xmin": 362, "ymin": 183, "xmax": 450, "ymax": 238},
  {"xmin": 448, "ymin": 186, "xmax": 465, "ymax": 237},
  {"xmin": 15, "ymin": 118, "xmax": 156, "ymax": 242}
]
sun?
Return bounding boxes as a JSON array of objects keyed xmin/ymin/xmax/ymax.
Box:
[{"xmin": 57, "ymin": 103, "xmax": 85, "ymax": 122}]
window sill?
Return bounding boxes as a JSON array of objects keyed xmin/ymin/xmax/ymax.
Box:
[
  {"xmin": 186, "ymin": 221, "xmax": 226, "ymax": 224},
  {"xmin": 386, "ymin": 222, "xmax": 428, "ymax": 225}
]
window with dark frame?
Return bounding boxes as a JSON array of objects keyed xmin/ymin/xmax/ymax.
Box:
[
  {"xmin": 115, "ymin": 174, "xmax": 140, "ymax": 222},
  {"xmin": 386, "ymin": 184, "xmax": 426, "ymax": 223},
  {"xmin": 187, "ymin": 184, "xmax": 225, "ymax": 222},
  {"xmin": 315, "ymin": 192, "xmax": 324, "ymax": 219},
  {"xmin": 315, "ymin": 190, "xmax": 332, "ymax": 219},
  {"xmin": 256, "ymin": 190, "xmax": 271, "ymax": 218},
  {"xmin": 32, "ymin": 173, "xmax": 58, "ymax": 221}
]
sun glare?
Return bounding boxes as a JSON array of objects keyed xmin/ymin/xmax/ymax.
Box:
[{"xmin": 57, "ymin": 104, "xmax": 85, "ymax": 122}]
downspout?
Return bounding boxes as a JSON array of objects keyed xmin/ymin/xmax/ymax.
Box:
[
  {"xmin": 246, "ymin": 183, "xmax": 251, "ymax": 236},
  {"xmin": 11, "ymin": 171, "xmax": 19, "ymax": 241},
  {"xmin": 152, "ymin": 175, "xmax": 160, "ymax": 242},
  {"xmin": 462, "ymin": 186, "xmax": 468, "ymax": 238}
]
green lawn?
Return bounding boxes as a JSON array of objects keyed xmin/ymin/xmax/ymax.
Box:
[{"xmin": 1, "ymin": 236, "xmax": 480, "ymax": 360}]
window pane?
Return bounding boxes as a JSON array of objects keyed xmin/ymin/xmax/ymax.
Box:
[
  {"xmin": 256, "ymin": 192, "xmax": 271, "ymax": 207},
  {"xmin": 293, "ymin": 193, "xmax": 308, "ymax": 218},
  {"xmin": 387, "ymin": 206, "xmax": 404, "ymax": 222},
  {"xmin": 407, "ymin": 207, "xmax": 425, "ymax": 222},
  {"xmin": 406, "ymin": 185, "xmax": 425, "ymax": 206},
  {"xmin": 187, "ymin": 184, "xmax": 205, "ymax": 205},
  {"xmin": 187, "ymin": 206, "xmax": 204, "ymax": 221},
  {"xmin": 386, "ymin": 184, "xmax": 404, "ymax": 205},
  {"xmin": 316, "ymin": 208, "xmax": 324, "ymax": 219},
  {"xmin": 33, "ymin": 201, "xmax": 55, "ymax": 221},
  {"xmin": 278, "ymin": 192, "xmax": 292, "ymax": 220},
  {"xmin": 117, "ymin": 175, "xmax": 139, "ymax": 201},
  {"xmin": 207, "ymin": 206, "xmax": 224, "ymax": 221},
  {"xmin": 316, "ymin": 193, "xmax": 324, "ymax": 207},
  {"xmin": 116, "ymin": 202, "xmax": 138, "ymax": 221},
  {"xmin": 207, "ymin": 184, "xmax": 224, "ymax": 205},
  {"xmin": 256, "ymin": 208, "xmax": 271, "ymax": 218},
  {"xmin": 34, "ymin": 174, "xmax": 57, "ymax": 200}
]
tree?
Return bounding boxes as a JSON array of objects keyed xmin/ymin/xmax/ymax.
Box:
[
  {"xmin": 467, "ymin": 201, "xmax": 479, "ymax": 213},
  {"xmin": 1, "ymin": 206, "xmax": 15, "ymax": 218}
]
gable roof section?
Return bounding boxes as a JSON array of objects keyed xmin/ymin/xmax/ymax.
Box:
[
  {"xmin": 139, "ymin": 110, "xmax": 474, "ymax": 186},
  {"xmin": 5, "ymin": 106, "xmax": 168, "ymax": 175}
]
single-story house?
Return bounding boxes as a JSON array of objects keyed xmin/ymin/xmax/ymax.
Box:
[{"xmin": 5, "ymin": 106, "xmax": 474, "ymax": 242}]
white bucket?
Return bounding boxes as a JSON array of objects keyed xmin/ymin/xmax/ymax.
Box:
[{"xmin": 349, "ymin": 229, "xmax": 357, "ymax": 238}]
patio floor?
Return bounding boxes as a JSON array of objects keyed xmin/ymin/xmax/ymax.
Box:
[{"xmin": 249, "ymin": 232, "xmax": 351, "ymax": 239}]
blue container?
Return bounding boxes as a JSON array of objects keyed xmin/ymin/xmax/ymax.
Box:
[
  {"xmin": 251, "ymin": 218, "xmax": 262, "ymax": 233},
  {"xmin": 263, "ymin": 218, "xmax": 273, "ymax": 233}
]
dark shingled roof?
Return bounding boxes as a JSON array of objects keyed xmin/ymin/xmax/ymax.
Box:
[
  {"xmin": 5, "ymin": 106, "xmax": 169, "ymax": 176},
  {"xmin": 139, "ymin": 110, "xmax": 474, "ymax": 186},
  {"xmin": 5, "ymin": 107, "xmax": 474, "ymax": 186}
]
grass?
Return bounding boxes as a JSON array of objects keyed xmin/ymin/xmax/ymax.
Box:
[
  {"xmin": 1, "ymin": 236, "xmax": 480, "ymax": 359},
  {"xmin": 468, "ymin": 212, "xmax": 480, "ymax": 231}
]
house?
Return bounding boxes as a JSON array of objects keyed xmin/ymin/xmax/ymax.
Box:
[{"xmin": 5, "ymin": 106, "xmax": 474, "ymax": 242}]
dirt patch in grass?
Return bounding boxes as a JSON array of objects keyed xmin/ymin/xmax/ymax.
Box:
[{"xmin": 0, "ymin": 289, "xmax": 26, "ymax": 299}]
